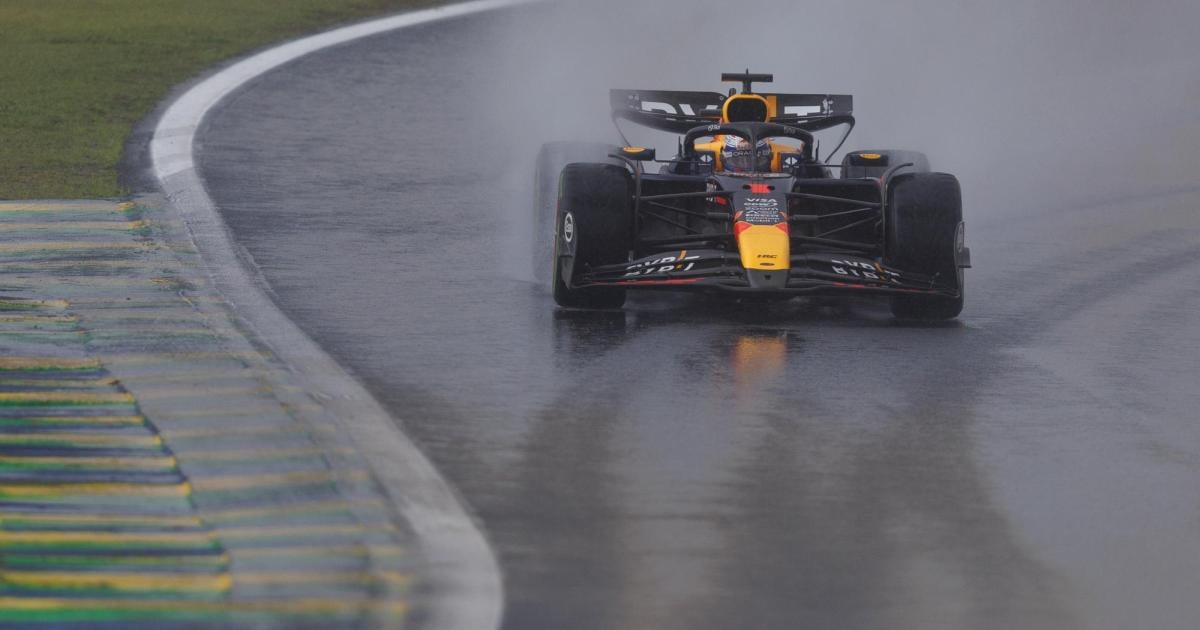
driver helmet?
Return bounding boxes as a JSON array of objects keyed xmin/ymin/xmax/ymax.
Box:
[{"xmin": 721, "ymin": 136, "xmax": 773, "ymax": 173}]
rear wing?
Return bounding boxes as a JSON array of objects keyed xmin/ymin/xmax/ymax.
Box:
[
  {"xmin": 611, "ymin": 89, "xmax": 854, "ymax": 135},
  {"xmin": 610, "ymin": 90, "xmax": 725, "ymax": 134}
]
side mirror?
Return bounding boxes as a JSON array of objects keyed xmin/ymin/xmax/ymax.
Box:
[{"xmin": 616, "ymin": 147, "xmax": 656, "ymax": 162}]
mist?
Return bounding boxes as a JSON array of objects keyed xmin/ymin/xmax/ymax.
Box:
[
  {"xmin": 180, "ymin": 3, "xmax": 1200, "ymax": 627},
  {"xmin": 474, "ymin": 0, "xmax": 1199, "ymax": 268}
]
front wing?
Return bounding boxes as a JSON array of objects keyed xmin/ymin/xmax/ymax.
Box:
[{"xmin": 575, "ymin": 250, "xmax": 958, "ymax": 297}]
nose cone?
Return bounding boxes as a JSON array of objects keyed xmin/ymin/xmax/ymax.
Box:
[
  {"xmin": 735, "ymin": 222, "xmax": 790, "ymax": 271},
  {"xmin": 733, "ymin": 190, "xmax": 791, "ymax": 278},
  {"xmin": 745, "ymin": 268, "xmax": 789, "ymax": 290}
]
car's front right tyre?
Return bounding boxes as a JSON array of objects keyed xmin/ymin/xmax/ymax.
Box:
[
  {"xmin": 534, "ymin": 142, "xmax": 622, "ymax": 286},
  {"xmin": 552, "ymin": 163, "xmax": 632, "ymax": 309}
]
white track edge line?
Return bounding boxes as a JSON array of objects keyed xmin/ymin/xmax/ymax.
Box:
[{"xmin": 150, "ymin": 2, "xmax": 535, "ymax": 629}]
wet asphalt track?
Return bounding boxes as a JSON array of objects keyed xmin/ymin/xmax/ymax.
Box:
[{"xmin": 194, "ymin": 8, "xmax": 1200, "ymax": 630}]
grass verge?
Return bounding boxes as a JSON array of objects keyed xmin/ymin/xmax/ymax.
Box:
[{"xmin": 0, "ymin": 0, "xmax": 437, "ymax": 199}]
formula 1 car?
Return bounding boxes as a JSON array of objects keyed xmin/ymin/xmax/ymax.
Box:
[{"xmin": 534, "ymin": 71, "xmax": 970, "ymax": 320}]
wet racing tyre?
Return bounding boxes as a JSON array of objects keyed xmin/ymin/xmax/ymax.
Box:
[
  {"xmin": 534, "ymin": 142, "xmax": 622, "ymax": 286},
  {"xmin": 553, "ymin": 163, "xmax": 632, "ymax": 309},
  {"xmin": 885, "ymin": 173, "xmax": 965, "ymax": 321},
  {"xmin": 841, "ymin": 150, "xmax": 930, "ymax": 179}
]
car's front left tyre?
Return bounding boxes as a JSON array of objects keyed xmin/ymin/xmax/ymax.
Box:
[{"xmin": 884, "ymin": 172, "xmax": 965, "ymax": 321}]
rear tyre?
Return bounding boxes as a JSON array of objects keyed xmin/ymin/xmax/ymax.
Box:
[
  {"xmin": 553, "ymin": 163, "xmax": 631, "ymax": 309},
  {"xmin": 534, "ymin": 142, "xmax": 622, "ymax": 286},
  {"xmin": 885, "ymin": 173, "xmax": 965, "ymax": 321},
  {"xmin": 841, "ymin": 150, "xmax": 930, "ymax": 179}
]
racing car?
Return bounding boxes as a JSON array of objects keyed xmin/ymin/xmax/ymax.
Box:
[{"xmin": 534, "ymin": 71, "xmax": 970, "ymax": 320}]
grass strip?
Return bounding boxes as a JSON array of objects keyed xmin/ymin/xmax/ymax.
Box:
[{"xmin": 1, "ymin": 0, "xmax": 437, "ymax": 199}]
